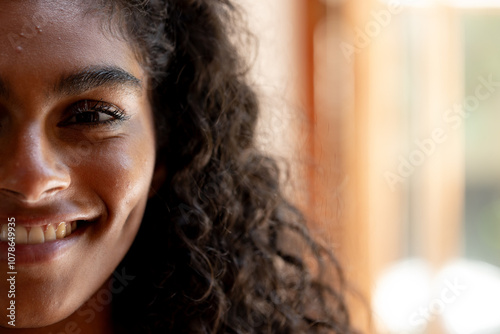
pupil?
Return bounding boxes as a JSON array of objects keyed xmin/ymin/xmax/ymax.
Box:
[{"xmin": 76, "ymin": 112, "xmax": 98, "ymax": 123}]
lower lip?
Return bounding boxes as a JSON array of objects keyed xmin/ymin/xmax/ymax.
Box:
[{"xmin": 0, "ymin": 223, "xmax": 90, "ymax": 265}]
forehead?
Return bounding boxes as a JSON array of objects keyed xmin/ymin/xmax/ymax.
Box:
[{"xmin": 0, "ymin": 0, "xmax": 142, "ymax": 99}]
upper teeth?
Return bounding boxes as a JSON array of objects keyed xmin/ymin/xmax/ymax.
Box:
[{"xmin": 0, "ymin": 221, "xmax": 77, "ymax": 245}]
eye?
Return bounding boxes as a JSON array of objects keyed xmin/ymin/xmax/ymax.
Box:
[
  {"xmin": 72, "ymin": 110, "xmax": 114, "ymax": 123},
  {"xmin": 58, "ymin": 100, "xmax": 129, "ymax": 127}
]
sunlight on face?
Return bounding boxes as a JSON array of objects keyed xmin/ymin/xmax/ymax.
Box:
[{"xmin": 0, "ymin": 0, "xmax": 156, "ymax": 329}]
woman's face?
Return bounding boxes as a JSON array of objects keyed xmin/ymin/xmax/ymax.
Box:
[{"xmin": 0, "ymin": 0, "xmax": 156, "ymax": 328}]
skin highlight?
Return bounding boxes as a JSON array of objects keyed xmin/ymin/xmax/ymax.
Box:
[{"xmin": 0, "ymin": 0, "xmax": 158, "ymax": 332}]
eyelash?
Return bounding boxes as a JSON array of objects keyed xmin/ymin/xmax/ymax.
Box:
[{"xmin": 59, "ymin": 100, "xmax": 130, "ymax": 128}]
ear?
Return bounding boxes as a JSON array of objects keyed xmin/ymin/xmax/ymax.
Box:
[{"xmin": 149, "ymin": 162, "xmax": 167, "ymax": 198}]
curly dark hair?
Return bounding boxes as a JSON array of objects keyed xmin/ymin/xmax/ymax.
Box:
[{"xmin": 92, "ymin": 0, "xmax": 357, "ymax": 332}]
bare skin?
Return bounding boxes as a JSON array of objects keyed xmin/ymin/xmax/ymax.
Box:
[{"xmin": 0, "ymin": 1, "xmax": 158, "ymax": 332}]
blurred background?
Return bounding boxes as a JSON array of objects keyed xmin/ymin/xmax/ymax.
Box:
[{"xmin": 240, "ymin": 0, "xmax": 500, "ymax": 333}]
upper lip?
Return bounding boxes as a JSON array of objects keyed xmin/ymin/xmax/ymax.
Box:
[
  {"xmin": 0, "ymin": 215, "xmax": 94, "ymax": 227},
  {"xmin": 0, "ymin": 203, "xmax": 100, "ymax": 227}
]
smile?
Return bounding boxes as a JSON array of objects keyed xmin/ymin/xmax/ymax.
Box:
[{"xmin": 0, "ymin": 221, "xmax": 78, "ymax": 245}]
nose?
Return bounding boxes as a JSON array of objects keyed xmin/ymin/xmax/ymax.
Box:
[{"xmin": 0, "ymin": 123, "xmax": 70, "ymax": 203}]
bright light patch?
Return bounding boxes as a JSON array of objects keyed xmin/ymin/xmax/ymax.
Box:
[
  {"xmin": 374, "ymin": 258, "xmax": 500, "ymax": 334},
  {"xmin": 438, "ymin": 260, "xmax": 500, "ymax": 334},
  {"xmin": 373, "ymin": 258, "xmax": 432, "ymax": 333}
]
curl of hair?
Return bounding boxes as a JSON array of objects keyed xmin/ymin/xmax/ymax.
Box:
[{"xmin": 107, "ymin": 0, "xmax": 357, "ymax": 333}]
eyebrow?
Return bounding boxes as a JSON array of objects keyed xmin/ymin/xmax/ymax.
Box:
[{"xmin": 54, "ymin": 66, "xmax": 143, "ymax": 96}]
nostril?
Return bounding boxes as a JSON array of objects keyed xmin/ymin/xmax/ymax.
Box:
[
  {"xmin": 0, "ymin": 184, "xmax": 68, "ymax": 203},
  {"xmin": 44, "ymin": 186, "xmax": 67, "ymax": 196},
  {"xmin": 0, "ymin": 132, "xmax": 72, "ymax": 203},
  {"xmin": 0, "ymin": 188, "xmax": 25, "ymax": 200}
]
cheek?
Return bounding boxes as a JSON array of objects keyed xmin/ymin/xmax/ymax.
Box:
[
  {"xmin": 87, "ymin": 141, "xmax": 153, "ymax": 216},
  {"xmin": 68, "ymin": 125, "xmax": 156, "ymax": 232}
]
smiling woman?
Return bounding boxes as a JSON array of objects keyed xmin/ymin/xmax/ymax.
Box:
[
  {"xmin": 0, "ymin": 0, "xmax": 355, "ymax": 333},
  {"xmin": 0, "ymin": 1, "xmax": 156, "ymax": 332}
]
